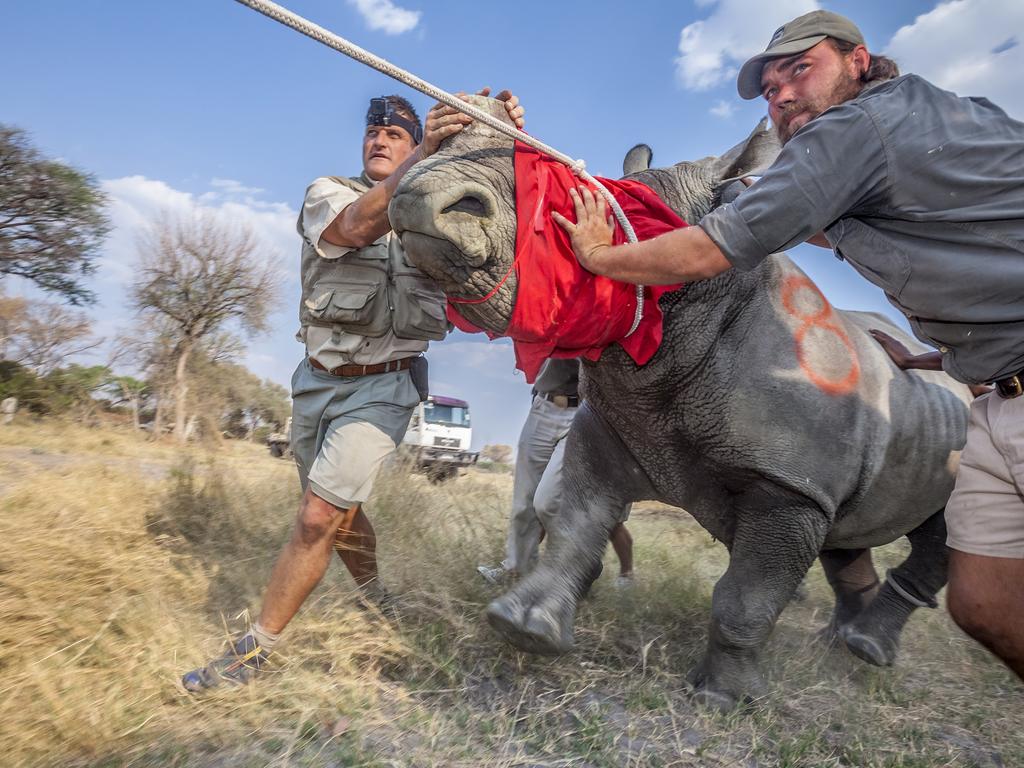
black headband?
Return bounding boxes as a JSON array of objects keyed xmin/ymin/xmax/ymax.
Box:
[{"xmin": 366, "ymin": 97, "xmax": 423, "ymax": 144}]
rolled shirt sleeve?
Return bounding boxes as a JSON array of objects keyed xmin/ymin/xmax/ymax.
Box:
[
  {"xmin": 299, "ymin": 177, "xmax": 362, "ymax": 260},
  {"xmin": 699, "ymin": 104, "xmax": 890, "ymax": 271}
]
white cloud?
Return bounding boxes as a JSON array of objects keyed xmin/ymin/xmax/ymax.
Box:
[
  {"xmin": 884, "ymin": 0, "xmax": 1024, "ymax": 119},
  {"xmin": 675, "ymin": 0, "xmax": 819, "ymax": 91},
  {"xmin": 98, "ymin": 176, "xmax": 299, "ymax": 288},
  {"xmin": 85, "ymin": 176, "xmax": 302, "ymax": 383},
  {"xmin": 347, "ymin": 0, "xmax": 421, "ymax": 35},
  {"xmin": 208, "ymin": 177, "xmax": 266, "ymax": 197},
  {"xmin": 710, "ymin": 99, "xmax": 736, "ymax": 118}
]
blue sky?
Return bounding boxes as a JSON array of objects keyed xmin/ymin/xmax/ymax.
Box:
[{"xmin": 3, "ymin": 0, "xmax": 1022, "ymax": 447}]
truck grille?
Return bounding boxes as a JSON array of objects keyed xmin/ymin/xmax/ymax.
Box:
[{"xmin": 433, "ymin": 436, "xmax": 459, "ymax": 448}]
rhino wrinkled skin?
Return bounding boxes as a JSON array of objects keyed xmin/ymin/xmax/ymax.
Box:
[{"xmin": 389, "ymin": 97, "xmax": 971, "ymax": 710}]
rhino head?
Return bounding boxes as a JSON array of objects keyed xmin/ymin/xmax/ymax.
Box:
[
  {"xmin": 389, "ymin": 97, "xmax": 519, "ymax": 334},
  {"xmin": 389, "ymin": 96, "xmax": 781, "ymax": 333}
]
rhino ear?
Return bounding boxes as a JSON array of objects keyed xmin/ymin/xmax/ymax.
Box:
[
  {"xmin": 712, "ymin": 118, "xmax": 781, "ymax": 182},
  {"xmin": 622, "ymin": 143, "xmax": 653, "ymax": 177}
]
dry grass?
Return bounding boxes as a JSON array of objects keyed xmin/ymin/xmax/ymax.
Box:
[{"xmin": 0, "ymin": 419, "xmax": 1021, "ymax": 767}]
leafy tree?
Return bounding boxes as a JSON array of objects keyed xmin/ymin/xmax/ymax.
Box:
[
  {"xmin": 0, "ymin": 361, "xmax": 110, "ymax": 417},
  {"xmin": 221, "ymin": 372, "xmax": 290, "ymax": 439},
  {"xmin": 0, "ymin": 360, "xmax": 51, "ymax": 414},
  {"xmin": 129, "ymin": 211, "xmax": 281, "ymax": 442},
  {"xmin": 104, "ymin": 374, "xmax": 149, "ymax": 430},
  {"xmin": 0, "ymin": 125, "xmax": 110, "ymax": 305},
  {"xmin": 43, "ymin": 364, "xmax": 111, "ymax": 419}
]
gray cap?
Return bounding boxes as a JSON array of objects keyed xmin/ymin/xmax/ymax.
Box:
[{"xmin": 737, "ymin": 10, "xmax": 865, "ymax": 100}]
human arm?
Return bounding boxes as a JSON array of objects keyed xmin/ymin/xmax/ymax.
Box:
[
  {"xmin": 870, "ymin": 329, "xmax": 992, "ymax": 397},
  {"xmin": 555, "ymin": 105, "xmax": 888, "ymax": 284},
  {"xmin": 322, "ymin": 88, "xmax": 524, "ymax": 249},
  {"xmin": 868, "ymin": 329, "xmax": 943, "ymax": 371},
  {"xmin": 551, "ymin": 186, "xmax": 732, "ymax": 283}
]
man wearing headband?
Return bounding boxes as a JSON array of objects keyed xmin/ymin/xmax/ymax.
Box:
[
  {"xmin": 182, "ymin": 90, "xmax": 524, "ymax": 691},
  {"xmin": 555, "ymin": 10, "xmax": 1024, "ymax": 681}
]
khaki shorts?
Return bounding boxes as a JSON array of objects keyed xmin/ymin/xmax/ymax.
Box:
[
  {"xmin": 946, "ymin": 391, "xmax": 1024, "ymax": 558},
  {"xmin": 290, "ymin": 357, "xmax": 419, "ymax": 509}
]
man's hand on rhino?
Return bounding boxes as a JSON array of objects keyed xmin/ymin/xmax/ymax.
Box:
[
  {"xmin": 869, "ymin": 329, "xmax": 914, "ymax": 369},
  {"xmin": 420, "ymin": 87, "xmax": 525, "ymax": 159},
  {"xmin": 870, "ymin": 329, "xmax": 991, "ymax": 397},
  {"xmin": 869, "ymin": 329, "xmax": 945, "ymax": 372},
  {"xmin": 552, "ymin": 186, "xmax": 615, "ymax": 274}
]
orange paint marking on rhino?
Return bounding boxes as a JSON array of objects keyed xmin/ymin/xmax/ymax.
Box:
[{"xmin": 780, "ymin": 276, "xmax": 861, "ymax": 396}]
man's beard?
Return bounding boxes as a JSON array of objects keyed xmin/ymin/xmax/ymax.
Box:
[{"xmin": 774, "ymin": 72, "xmax": 863, "ymax": 144}]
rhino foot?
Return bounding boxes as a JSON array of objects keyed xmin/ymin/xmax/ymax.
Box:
[
  {"xmin": 486, "ymin": 593, "xmax": 573, "ymax": 655},
  {"xmin": 686, "ymin": 657, "xmax": 763, "ymax": 713},
  {"xmin": 839, "ymin": 624, "xmax": 897, "ymax": 667},
  {"xmin": 691, "ymin": 687, "xmax": 741, "ymax": 713}
]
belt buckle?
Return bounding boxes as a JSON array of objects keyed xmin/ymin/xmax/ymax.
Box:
[
  {"xmin": 1001, "ymin": 374, "xmax": 1023, "ymax": 399},
  {"xmin": 552, "ymin": 394, "xmax": 569, "ymax": 408}
]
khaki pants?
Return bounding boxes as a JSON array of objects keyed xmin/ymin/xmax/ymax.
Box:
[
  {"xmin": 946, "ymin": 392, "xmax": 1024, "ymax": 559},
  {"xmin": 290, "ymin": 357, "xmax": 419, "ymax": 509}
]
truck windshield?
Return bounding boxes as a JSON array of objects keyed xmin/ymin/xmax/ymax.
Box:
[{"xmin": 424, "ymin": 402, "xmax": 470, "ymax": 427}]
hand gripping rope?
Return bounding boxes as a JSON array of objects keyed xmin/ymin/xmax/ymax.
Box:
[{"xmin": 232, "ymin": 0, "xmax": 646, "ymax": 336}]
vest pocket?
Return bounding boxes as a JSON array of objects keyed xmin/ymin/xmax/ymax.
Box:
[
  {"xmin": 392, "ymin": 282, "xmax": 449, "ymax": 341},
  {"xmin": 304, "ymin": 279, "xmax": 392, "ymax": 337}
]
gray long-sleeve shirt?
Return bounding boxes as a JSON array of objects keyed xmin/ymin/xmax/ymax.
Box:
[
  {"xmin": 700, "ymin": 74, "xmax": 1024, "ymax": 385},
  {"xmin": 532, "ymin": 358, "xmax": 579, "ymax": 397}
]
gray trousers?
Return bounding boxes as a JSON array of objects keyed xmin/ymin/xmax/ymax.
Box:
[{"xmin": 503, "ymin": 397, "xmax": 632, "ymax": 574}]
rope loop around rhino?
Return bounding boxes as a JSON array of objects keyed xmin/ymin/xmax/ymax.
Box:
[{"xmin": 232, "ymin": 0, "xmax": 646, "ymax": 337}]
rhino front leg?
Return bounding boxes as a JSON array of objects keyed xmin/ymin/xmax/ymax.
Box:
[
  {"xmin": 690, "ymin": 484, "xmax": 829, "ymax": 711},
  {"xmin": 487, "ymin": 404, "xmax": 649, "ymax": 654}
]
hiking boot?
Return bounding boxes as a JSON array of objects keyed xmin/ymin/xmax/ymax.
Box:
[{"xmin": 181, "ymin": 632, "xmax": 270, "ymax": 692}]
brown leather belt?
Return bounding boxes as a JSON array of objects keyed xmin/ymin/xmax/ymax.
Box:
[
  {"xmin": 994, "ymin": 372, "xmax": 1024, "ymax": 399},
  {"xmin": 310, "ymin": 355, "xmax": 415, "ymax": 377}
]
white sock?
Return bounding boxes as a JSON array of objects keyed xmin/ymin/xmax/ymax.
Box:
[{"xmin": 251, "ymin": 622, "xmax": 281, "ymax": 653}]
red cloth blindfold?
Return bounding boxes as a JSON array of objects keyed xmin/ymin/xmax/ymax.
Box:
[{"xmin": 447, "ymin": 140, "xmax": 686, "ymax": 382}]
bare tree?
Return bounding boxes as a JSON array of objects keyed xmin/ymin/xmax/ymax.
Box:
[
  {"xmin": 0, "ymin": 290, "xmax": 25, "ymax": 359},
  {"xmin": 6, "ymin": 299, "xmax": 99, "ymax": 373},
  {"xmin": 129, "ymin": 211, "xmax": 282, "ymax": 442},
  {"xmin": 1, "ymin": 287, "xmax": 100, "ymax": 372}
]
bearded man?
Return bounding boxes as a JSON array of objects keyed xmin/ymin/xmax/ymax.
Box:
[{"xmin": 554, "ymin": 10, "xmax": 1024, "ymax": 681}]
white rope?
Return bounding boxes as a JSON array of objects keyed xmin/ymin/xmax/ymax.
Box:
[{"xmin": 232, "ymin": 0, "xmax": 646, "ymax": 336}]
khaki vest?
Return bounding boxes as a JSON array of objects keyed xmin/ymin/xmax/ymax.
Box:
[{"xmin": 298, "ymin": 175, "xmax": 447, "ymax": 342}]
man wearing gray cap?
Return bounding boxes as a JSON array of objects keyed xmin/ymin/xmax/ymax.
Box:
[{"xmin": 554, "ymin": 10, "xmax": 1024, "ymax": 680}]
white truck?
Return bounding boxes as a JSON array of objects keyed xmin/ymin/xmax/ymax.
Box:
[{"xmin": 402, "ymin": 395, "xmax": 479, "ymax": 481}]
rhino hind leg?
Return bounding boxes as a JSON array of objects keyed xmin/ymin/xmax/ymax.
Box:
[
  {"xmin": 691, "ymin": 485, "xmax": 829, "ymax": 712},
  {"xmin": 840, "ymin": 509, "xmax": 949, "ymax": 667},
  {"xmin": 818, "ymin": 547, "xmax": 881, "ymax": 644}
]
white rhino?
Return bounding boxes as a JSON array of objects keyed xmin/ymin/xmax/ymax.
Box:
[{"xmin": 388, "ymin": 98, "xmax": 971, "ymax": 710}]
